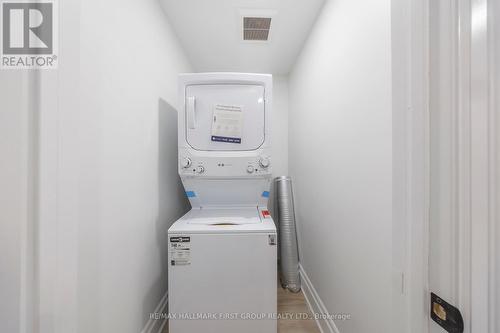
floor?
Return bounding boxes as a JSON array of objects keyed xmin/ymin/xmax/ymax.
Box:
[
  {"xmin": 277, "ymin": 286, "xmax": 321, "ymax": 333},
  {"xmin": 162, "ymin": 285, "xmax": 321, "ymax": 333}
]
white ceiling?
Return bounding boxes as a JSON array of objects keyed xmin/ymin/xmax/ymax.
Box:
[{"xmin": 160, "ymin": 0, "xmax": 325, "ymax": 75}]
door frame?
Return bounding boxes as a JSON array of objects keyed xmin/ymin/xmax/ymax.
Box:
[{"xmin": 404, "ymin": 0, "xmax": 498, "ymax": 332}]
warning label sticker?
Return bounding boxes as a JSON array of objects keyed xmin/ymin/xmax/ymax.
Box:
[
  {"xmin": 211, "ymin": 104, "xmax": 243, "ymax": 144},
  {"xmin": 170, "ymin": 236, "xmax": 191, "ymax": 266}
]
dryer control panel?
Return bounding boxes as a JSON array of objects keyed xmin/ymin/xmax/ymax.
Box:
[{"xmin": 179, "ymin": 154, "xmax": 272, "ymax": 178}]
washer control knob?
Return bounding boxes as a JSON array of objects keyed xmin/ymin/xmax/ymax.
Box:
[
  {"xmin": 259, "ymin": 156, "xmax": 270, "ymax": 168},
  {"xmin": 181, "ymin": 157, "xmax": 192, "ymax": 168},
  {"xmin": 196, "ymin": 165, "xmax": 205, "ymax": 174},
  {"xmin": 247, "ymin": 165, "xmax": 255, "ymax": 173}
]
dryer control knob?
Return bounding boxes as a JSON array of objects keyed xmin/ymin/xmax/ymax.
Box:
[
  {"xmin": 259, "ymin": 157, "xmax": 270, "ymax": 168},
  {"xmin": 247, "ymin": 165, "xmax": 255, "ymax": 173},
  {"xmin": 196, "ymin": 165, "xmax": 205, "ymax": 174},
  {"xmin": 181, "ymin": 157, "xmax": 192, "ymax": 168}
]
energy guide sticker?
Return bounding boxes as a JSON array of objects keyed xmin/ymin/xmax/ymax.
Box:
[{"xmin": 170, "ymin": 236, "xmax": 191, "ymax": 266}]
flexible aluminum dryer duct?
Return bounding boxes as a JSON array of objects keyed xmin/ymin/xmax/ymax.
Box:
[{"xmin": 275, "ymin": 176, "xmax": 301, "ymax": 293}]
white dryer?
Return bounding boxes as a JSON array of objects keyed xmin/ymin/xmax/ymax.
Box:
[{"xmin": 168, "ymin": 73, "xmax": 277, "ymax": 333}]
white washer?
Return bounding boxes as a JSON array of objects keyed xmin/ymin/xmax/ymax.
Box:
[
  {"xmin": 168, "ymin": 73, "xmax": 276, "ymax": 333},
  {"xmin": 168, "ymin": 208, "xmax": 277, "ymax": 333}
]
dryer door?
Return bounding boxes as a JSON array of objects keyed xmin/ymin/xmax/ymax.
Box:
[{"xmin": 185, "ymin": 84, "xmax": 265, "ymax": 151}]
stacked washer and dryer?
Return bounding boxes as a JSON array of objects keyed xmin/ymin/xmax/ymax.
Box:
[{"xmin": 168, "ymin": 73, "xmax": 277, "ymax": 333}]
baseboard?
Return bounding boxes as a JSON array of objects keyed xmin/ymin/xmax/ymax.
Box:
[
  {"xmin": 140, "ymin": 292, "xmax": 168, "ymax": 333},
  {"xmin": 299, "ymin": 264, "xmax": 340, "ymax": 333}
]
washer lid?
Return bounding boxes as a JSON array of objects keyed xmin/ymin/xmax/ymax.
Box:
[
  {"xmin": 187, "ymin": 207, "xmax": 261, "ymax": 225},
  {"xmin": 168, "ymin": 207, "xmax": 276, "ymax": 234}
]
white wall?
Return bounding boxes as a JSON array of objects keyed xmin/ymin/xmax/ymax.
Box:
[
  {"xmin": 288, "ymin": 0, "xmax": 393, "ymax": 332},
  {"xmin": 271, "ymin": 75, "xmax": 289, "ymax": 178},
  {"xmin": 491, "ymin": 4, "xmax": 500, "ymax": 327},
  {"xmin": 78, "ymin": 1, "xmax": 192, "ymax": 331},
  {"xmin": 0, "ymin": 72, "xmax": 35, "ymax": 333},
  {"xmin": 267, "ymin": 75, "xmax": 289, "ymax": 217},
  {"xmin": 0, "ymin": 71, "xmax": 23, "ymax": 333},
  {"xmin": 36, "ymin": 0, "xmax": 192, "ymax": 332}
]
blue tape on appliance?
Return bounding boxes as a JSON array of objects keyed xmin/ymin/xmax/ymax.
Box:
[
  {"xmin": 185, "ymin": 191, "xmax": 196, "ymax": 198},
  {"xmin": 262, "ymin": 191, "xmax": 270, "ymax": 198}
]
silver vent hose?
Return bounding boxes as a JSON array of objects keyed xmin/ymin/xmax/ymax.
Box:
[{"xmin": 275, "ymin": 176, "xmax": 301, "ymax": 293}]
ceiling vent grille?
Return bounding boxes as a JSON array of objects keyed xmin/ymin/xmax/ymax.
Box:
[{"xmin": 243, "ymin": 17, "xmax": 271, "ymax": 41}]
